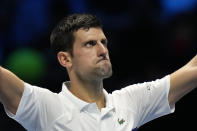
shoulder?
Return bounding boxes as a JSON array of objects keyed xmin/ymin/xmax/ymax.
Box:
[
  {"xmin": 24, "ymin": 83, "xmax": 59, "ymax": 98},
  {"xmin": 112, "ymin": 75, "xmax": 170, "ymax": 96},
  {"xmin": 22, "ymin": 83, "xmax": 63, "ymax": 112},
  {"xmin": 110, "ymin": 75, "xmax": 170, "ymax": 107}
]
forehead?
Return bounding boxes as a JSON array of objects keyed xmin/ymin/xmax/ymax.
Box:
[{"xmin": 73, "ymin": 27, "xmax": 106, "ymax": 43}]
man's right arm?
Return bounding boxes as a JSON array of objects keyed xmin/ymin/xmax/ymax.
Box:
[{"xmin": 0, "ymin": 66, "xmax": 24, "ymax": 115}]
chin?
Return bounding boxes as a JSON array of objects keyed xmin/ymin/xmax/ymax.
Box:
[
  {"xmin": 93, "ymin": 64, "xmax": 113, "ymax": 79},
  {"xmin": 101, "ymin": 68, "xmax": 113, "ymax": 79},
  {"xmin": 103, "ymin": 73, "xmax": 112, "ymax": 79}
]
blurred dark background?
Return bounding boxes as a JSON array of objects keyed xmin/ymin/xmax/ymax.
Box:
[{"xmin": 0, "ymin": 0, "xmax": 197, "ymax": 130}]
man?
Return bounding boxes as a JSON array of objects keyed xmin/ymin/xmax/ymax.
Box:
[{"xmin": 0, "ymin": 13, "xmax": 196, "ymax": 131}]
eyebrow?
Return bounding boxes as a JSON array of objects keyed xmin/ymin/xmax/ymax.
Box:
[{"xmin": 82, "ymin": 38, "xmax": 108, "ymax": 44}]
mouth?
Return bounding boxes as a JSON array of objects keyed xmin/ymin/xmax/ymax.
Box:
[{"xmin": 97, "ymin": 58, "xmax": 109, "ymax": 64}]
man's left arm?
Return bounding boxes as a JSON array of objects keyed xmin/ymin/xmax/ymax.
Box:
[{"xmin": 169, "ymin": 55, "xmax": 197, "ymax": 108}]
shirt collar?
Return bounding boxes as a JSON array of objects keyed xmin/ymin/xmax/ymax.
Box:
[
  {"xmin": 61, "ymin": 81, "xmax": 89, "ymax": 111},
  {"xmin": 60, "ymin": 81, "xmax": 114, "ymax": 112}
]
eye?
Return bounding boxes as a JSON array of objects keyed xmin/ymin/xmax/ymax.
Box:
[
  {"xmin": 85, "ymin": 41, "xmax": 96, "ymax": 47},
  {"xmin": 101, "ymin": 39, "xmax": 108, "ymax": 46}
]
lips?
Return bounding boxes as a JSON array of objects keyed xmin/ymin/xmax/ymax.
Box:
[{"xmin": 97, "ymin": 58, "xmax": 108, "ymax": 63}]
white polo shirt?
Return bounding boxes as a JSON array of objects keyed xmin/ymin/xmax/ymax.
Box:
[{"xmin": 5, "ymin": 75, "xmax": 174, "ymax": 131}]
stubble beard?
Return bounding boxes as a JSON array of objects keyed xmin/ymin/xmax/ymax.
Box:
[
  {"xmin": 94, "ymin": 64, "xmax": 113, "ymax": 79},
  {"xmin": 93, "ymin": 62, "xmax": 113, "ymax": 80},
  {"xmin": 75, "ymin": 62, "xmax": 113, "ymax": 83}
]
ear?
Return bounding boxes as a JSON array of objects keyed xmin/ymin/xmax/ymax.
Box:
[{"xmin": 57, "ymin": 51, "xmax": 72, "ymax": 68}]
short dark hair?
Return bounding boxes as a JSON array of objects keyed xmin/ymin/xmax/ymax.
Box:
[{"xmin": 50, "ymin": 13, "xmax": 102, "ymax": 56}]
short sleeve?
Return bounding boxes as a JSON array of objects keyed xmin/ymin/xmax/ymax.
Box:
[
  {"xmin": 4, "ymin": 83, "xmax": 63, "ymax": 131},
  {"xmin": 5, "ymin": 83, "xmax": 40, "ymax": 130},
  {"xmin": 112, "ymin": 75, "xmax": 175, "ymax": 128}
]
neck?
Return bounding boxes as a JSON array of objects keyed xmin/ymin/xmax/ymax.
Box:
[{"xmin": 69, "ymin": 77, "xmax": 106, "ymax": 110}]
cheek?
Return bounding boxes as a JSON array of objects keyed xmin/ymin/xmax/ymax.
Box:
[
  {"xmin": 73, "ymin": 52, "xmax": 94, "ymax": 67},
  {"xmin": 76, "ymin": 49, "xmax": 96, "ymax": 59},
  {"xmin": 73, "ymin": 47, "xmax": 97, "ymax": 65}
]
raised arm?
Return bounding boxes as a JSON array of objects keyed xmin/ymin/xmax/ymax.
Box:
[
  {"xmin": 0, "ymin": 66, "xmax": 24, "ymax": 114},
  {"xmin": 169, "ymin": 55, "xmax": 197, "ymax": 107}
]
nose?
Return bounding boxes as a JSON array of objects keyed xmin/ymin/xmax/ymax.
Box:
[{"xmin": 97, "ymin": 42, "xmax": 108, "ymax": 57}]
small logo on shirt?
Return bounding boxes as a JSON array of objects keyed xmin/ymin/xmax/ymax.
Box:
[
  {"xmin": 118, "ymin": 118, "xmax": 125, "ymax": 125},
  {"xmin": 147, "ymin": 84, "xmax": 151, "ymax": 90}
]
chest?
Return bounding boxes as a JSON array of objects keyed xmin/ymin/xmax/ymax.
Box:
[{"xmin": 48, "ymin": 108, "xmax": 137, "ymax": 131}]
